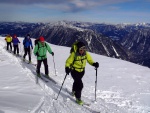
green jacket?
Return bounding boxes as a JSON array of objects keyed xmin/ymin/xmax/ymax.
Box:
[
  {"xmin": 65, "ymin": 51, "xmax": 94, "ymax": 72},
  {"xmin": 33, "ymin": 42, "xmax": 53, "ymax": 60}
]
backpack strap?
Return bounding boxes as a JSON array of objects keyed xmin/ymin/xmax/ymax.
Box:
[
  {"xmin": 71, "ymin": 52, "xmax": 87, "ymax": 70},
  {"xmin": 36, "ymin": 42, "xmax": 48, "ymax": 58}
]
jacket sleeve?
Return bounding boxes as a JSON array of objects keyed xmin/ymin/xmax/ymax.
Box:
[
  {"xmin": 33, "ymin": 44, "xmax": 38, "ymax": 56},
  {"xmin": 65, "ymin": 52, "xmax": 75, "ymax": 68},
  {"xmin": 46, "ymin": 43, "xmax": 52, "ymax": 54},
  {"xmin": 86, "ymin": 52, "xmax": 94, "ymax": 66},
  {"xmin": 17, "ymin": 38, "xmax": 20, "ymax": 43}
]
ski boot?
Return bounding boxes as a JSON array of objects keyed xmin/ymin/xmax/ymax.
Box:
[
  {"xmin": 45, "ymin": 74, "xmax": 49, "ymax": 78},
  {"xmin": 23, "ymin": 58, "xmax": 25, "ymax": 61},
  {"xmin": 76, "ymin": 98, "xmax": 83, "ymax": 105},
  {"xmin": 37, "ymin": 73, "xmax": 41, "ymax": 77}
]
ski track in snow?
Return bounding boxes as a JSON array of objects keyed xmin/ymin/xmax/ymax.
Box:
[{"xmin": 0, "ymin": 38, "xmax": 103, "ymax": 113}]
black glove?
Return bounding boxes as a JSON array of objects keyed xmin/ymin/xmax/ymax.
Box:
[
  {"xmin": 65, "ymin": 67, "xmax": 70, "ymax": 75},
  {"xmin": 51, "ymin": 52, "xmax": 54, "ymax": 56},
  {"xmin": 31, "ymin": 46, "xmax": 33, "ymax": 49},
  {"xmin": 93, "ymin": 62, "xmax": 99, "ymax": 68}
]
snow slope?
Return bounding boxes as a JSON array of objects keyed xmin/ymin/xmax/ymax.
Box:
[{"xmin": 0, "ymin": 36, "xmax": 150, "ymax": 113}]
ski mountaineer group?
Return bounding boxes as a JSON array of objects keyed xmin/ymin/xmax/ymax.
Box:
[
  {"xmin": 5, "ymin": 34, "xmax": 21, "ymax": 55},
  {"xmin": 4, "ymin": 34, "xmax": 99, "ymax": 106}
]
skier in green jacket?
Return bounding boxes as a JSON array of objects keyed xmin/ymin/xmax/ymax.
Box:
[{"xmin": 33, "ymin": 36, "xmax": 54, "ymax": 78}]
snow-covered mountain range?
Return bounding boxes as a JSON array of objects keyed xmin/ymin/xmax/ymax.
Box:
[{"xmin": 0, "ymin": 21, "xmax": 150, "ymax": 67}]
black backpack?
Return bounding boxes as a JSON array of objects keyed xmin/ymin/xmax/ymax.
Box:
[
  {"xmin": 70, "ymin": 41, "xmax": 79, "ymax": 53},
  {"xmin": 34, "ymin": 38, "xmax": 40, "ymax": 46}
]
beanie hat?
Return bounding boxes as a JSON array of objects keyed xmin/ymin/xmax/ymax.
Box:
[
  {"xmin": 77, "ymin": 41, "xmax": 85, "ymax": 49},
  {"xmin": 27, "ymin": 34, "xmax": 30, "ymax": 36},
  {"xmin": 39, "ymin": 36, "xmax": 45, "ymax": 42}
]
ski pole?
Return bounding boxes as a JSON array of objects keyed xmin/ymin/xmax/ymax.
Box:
[
  {"xmin": 52, "ymin": 55, "xmax": 57, "ymax": 76},
  {"xmin": 55, "ymin": 74, "xmax": 68, "ymax": 100},
  {"xmin": 19, "ymin": 43, "xmax": 21, "ymax": 55},
  {"xmin": 95, "ymin": 67, "xmax": 98, "ymax": 101}
]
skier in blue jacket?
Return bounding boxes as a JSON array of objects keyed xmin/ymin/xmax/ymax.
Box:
[
  {"xmin": 12, "ymin": 34, "xmax": 20, "ymax": 55},
  {"xmin": 23, "ymin": 34, "xmax": 33, "ymax": 63}
]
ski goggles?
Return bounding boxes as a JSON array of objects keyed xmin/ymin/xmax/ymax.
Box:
[{"xmin": 79, "ymin": 46, "xmax": 86, "ymax": 51}]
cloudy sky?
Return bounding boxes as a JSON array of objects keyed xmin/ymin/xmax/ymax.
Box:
[{"xmin": 0, "ymin": 0, "xmax": 150, "ymax": 24}]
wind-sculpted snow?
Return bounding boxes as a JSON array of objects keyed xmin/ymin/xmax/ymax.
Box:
[{"xmin": 0, "ymin": 37, "xmax": 150, "ymax": 113}]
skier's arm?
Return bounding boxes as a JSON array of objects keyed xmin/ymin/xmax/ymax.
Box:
[
  {"xmin": 30, "ymin": 39, "xmax": 33, "ymax": 48},
  {"xmin": 86, "ymin": 52, "xmax": 94, "ymax": 66},
  {"xmin": 46, "ymin": 43, "xmax": 53, "ymax": 54},
  {"xmin": 17, "ymin": 38, "xmax": 20, "ymax": 43},
  {"xmin": 65, "ymin": 52, "xmax": 75, "ymax": 68},
  {"xmin": 23, "ymin": 39, "xmax": 25, "ymax": 45}
]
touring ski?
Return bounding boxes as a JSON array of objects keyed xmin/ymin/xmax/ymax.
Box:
[
  {"xmin": 65, "ymin": 88, "xmax": 91, "ymax": 106},
  {"xmin": 41, "ymin": 74, "xmax": 57, "ymax": 84}
]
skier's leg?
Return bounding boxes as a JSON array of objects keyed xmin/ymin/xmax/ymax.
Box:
[
  {"xmin": 36, "ymin": 60, "xmax": 42, "ymax": 74},
  {"xmin": 23, "ymin": 48, "xmax": 27, "ymax": 59},
  {"xmin": 10, "ymin": 43, "xmax": 12, "ymax": 51},
  {"xmin": 27, "ymin": 48, "xmax": 31, "ymax": 61},
  {"xmin": 43, "ymin": 58, "xmax": 48, "ymax": 75},
  {"xmin": 71, "ymin": 70, "xmax": 84, "ymax": 99},
  {"xmin": 6, "ymin": 42, "xmax": 9, "ymax": 50},
  {"xmin": 14, "ymin": 45, "xmax": 16, "ymax": 54},
  {"xmin": 17, "ymin": 45, "xmax": 19, "ymax": 54}
]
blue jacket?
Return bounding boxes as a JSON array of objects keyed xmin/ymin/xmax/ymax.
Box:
[
  {"xmin": 23, "ymin": 37, "xmax": 33, "ymax": 48},
  {"xmin": 12, "ymin": 37, "xmax": 20, "ymax": 45}
]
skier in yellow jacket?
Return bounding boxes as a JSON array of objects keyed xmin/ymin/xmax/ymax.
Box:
[
  {"xmin": 65, "ymin": 41, "xmax": 99, "ymax": 105},
  {"xmin": 5, "ymin": 34, "xmax": 12, "ymax": 51}
]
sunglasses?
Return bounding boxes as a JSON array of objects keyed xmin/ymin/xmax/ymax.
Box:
[{"xmin": 79, "ymin": 46, "xmax": 86, "ymax": 51}]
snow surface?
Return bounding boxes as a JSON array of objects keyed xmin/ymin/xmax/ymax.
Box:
[{"xmin": 0, "ymin": 36, "xmax": 150, "ymax": 113}]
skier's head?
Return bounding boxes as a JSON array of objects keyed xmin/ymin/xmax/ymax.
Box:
[
  {"xmin": 39, "ymin": 36, "xmax": 45, "ymax": 45},
  {"xmin": 7, "ymin": 34, "xmax": 10, "ymax": 37},
  {"xmin": 27, "ymin": 34, "xmax": 30, "ymax": 38},
  {"xmin": 39, "ymin": 36, "xmax": 45, "ymax": 42},
  {"xmin": 27, "ymin": 34, "xmax": 30, "ymax": 36},
  {"xmin": 77, "ymin": 41, "xmax": 86, "ymax": 54},
  {"xmin": 13, "ymin": 34, "xmax": 17, "ymax": 38}
]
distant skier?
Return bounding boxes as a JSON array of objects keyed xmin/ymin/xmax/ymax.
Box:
[
  {"xmin": 5, "ymin": 34, "xmax": 12, "ymax": 51},
  {"xmin": 65, "ymin": 41, "xmax": 99, "ymax": 105},
  {"xmin": 12, "ymin": 34, "xmax": 20, "ymax": 55},
  {"xmin": 23, "ymin": 34, "xmax": 33, "ymax": 63},
  {"xmin": 33, "ymin": 36, "xmax": 54, "ymax": 78}
]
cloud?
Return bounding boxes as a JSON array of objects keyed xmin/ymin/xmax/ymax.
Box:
[{"xmin": 0, "ymin": 0, "xmax": 133, "ymax": 12}]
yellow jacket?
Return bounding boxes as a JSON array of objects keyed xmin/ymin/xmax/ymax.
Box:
[
  {"xmin": 5, "ymin": 36, "xmax": 12, "ymax": 42},
  {"xmin": 65, "ymin": 51, "xmax": 94, "ymax": 72}
]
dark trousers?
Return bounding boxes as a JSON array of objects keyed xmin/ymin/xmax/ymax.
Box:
[
  {"xmin": 36, "ymin": 58, "xmax": 49, "ymax": 75},
  {"xmin": 13, "ymin": 45, "xmax": 19, "ymax": 54},
  {"xmin": 7, "ymin": 42, "xmax": 12, "ymax": 51},
  {"xmin": 23, "ymin": 47, "xmax": 31, "ymax": 61},
  {"xmin": 71, "ymin": 69, "xmax": 84, "ymax": 99}
]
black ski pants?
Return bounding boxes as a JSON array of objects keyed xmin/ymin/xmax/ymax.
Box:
[
  {"xmin": 13, "ymin": 45, "xmax": 19, "ymax": 54},
  {"xmin": 36, "ymin": 58, "xmax": 49, "ymax": 75},
  {"xmin": 23, "ymin": 47, "xmax": 31, "ymax": 61},
  {"xmin": 71, "ymin": 69, "xmax": 84, "ymax": 99},
  {"xmin": 7, "ymin": 42, "xmax": 12, "ymax": 51}
]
